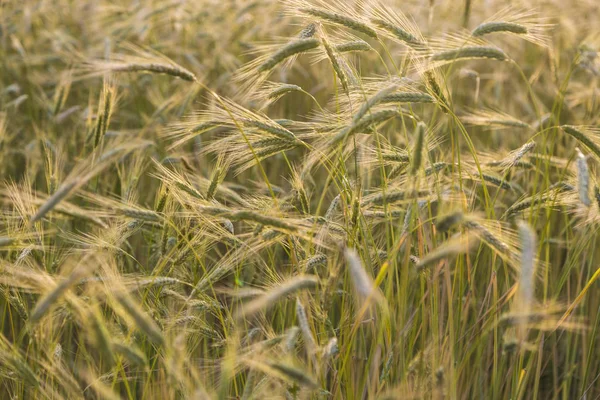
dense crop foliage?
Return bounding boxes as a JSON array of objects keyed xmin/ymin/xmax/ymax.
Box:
[{"xmin": 1, "ymin": 0, "xmax": 600, "ymax": 398}]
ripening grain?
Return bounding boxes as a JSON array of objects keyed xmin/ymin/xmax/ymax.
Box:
[{"xmin": 1, "ymin": 1, "xmax": 597, "ymax": 399}]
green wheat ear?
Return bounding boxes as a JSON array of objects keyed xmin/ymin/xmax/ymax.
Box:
[
  {"xmin": 258, "ymin": 38, "xmax": 320, "ymax": 72},
  {"xmin": 300, "ymin": 7, "xmax": 378, "ymax": 38},
  {"xmin": 371, "ymin": 18, "xmax": 422, "ymax": 46},
  {"xmin": 410, "ymin": 122, "xmax": 426, "ymax": 175},
  {"xmin": 430, "ymin": 46, "xmax": 509, "ymax": 62},
  {"xmin": 562, "ymin": 125, "xmax": 600, "ymax": 159},
  {"xmin": 334, "ymin": 40, "xmax": 372, "ymax": 53},
  {"xmin": 473, "ymin": 21, "xmax": 528, "ymax": 36},
  {"xmin": 321, "ymin": 33, "xmax": 350, "ymax": 95},
  {"xmin": 267, "ymin": 84, "xmax": 303, "ymax": 99}
]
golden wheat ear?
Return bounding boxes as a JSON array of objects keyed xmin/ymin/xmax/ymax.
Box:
[
  {"xmin": 234, "ymin": 275, "xmax": 319, "ymax": 321},
  {"xmin": 415, "ymin": 232, "xmax": 477, "ymax": 271},
  {"xmin": 471, "ymin": 7, "xmax": 552, "ymax": 48},
  {"xmin": 79, "ymin": 43, "xmax": 198, "ymax": 82},
  {"xmin": 288, "ymin": 0, "xmax": 378, "ymax": 39},
  {"xmin": 461, "ymin": 108, "xmax": 531, "ymax": 130},
  {"xmin": 366, "ymin": 1, "xmax": 425, "ymax": 48}
]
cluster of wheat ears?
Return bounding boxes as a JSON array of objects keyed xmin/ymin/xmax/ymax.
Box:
[{"xmin": 1, "ymin": 0, "xmax": 600, "ymax": 398}]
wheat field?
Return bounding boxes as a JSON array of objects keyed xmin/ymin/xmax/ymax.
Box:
[{"xmin": 1, "ymin": 0, "xmax": 600, "ymax": 398}]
